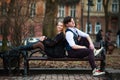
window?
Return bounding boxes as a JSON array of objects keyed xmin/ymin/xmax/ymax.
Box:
[
  {"xmin": 30, "ymin": 2, "xmax": 36, "ymax": 17},
  {"xmin": 112, "ymin": 0, "xmax": 119, "ymax": 13},
  {"xmin": 95, "ymin": 22, "xmax": 101, "ymax": 34},
  {"xmin": 97, "ymin": 0, "xmax": 102, "ymax": 12},
  {"xmin": 70, "ymin": 5, "xmax": 76, "ymax": 18},
  {"xmin": 58, "ymin": 5, "xmax": 65, "ymax": 17},
  {"xmin": 86, "ymin": 23, "xmax": 92, "ymax": 34}
]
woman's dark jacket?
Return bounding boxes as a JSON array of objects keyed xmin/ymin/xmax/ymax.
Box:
[{"xmin": 43, "ymin": 32, "xmax": 66, "ymax": 58}]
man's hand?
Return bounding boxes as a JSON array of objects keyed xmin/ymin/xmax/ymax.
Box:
[{"xmin": 89, "ymin": 43, "xmax": 94, "ymax": 50}]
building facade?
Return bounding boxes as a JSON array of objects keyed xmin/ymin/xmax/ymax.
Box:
[
  {"xmin": 57, "ymin": 0, "xmax": 119, "ymax": 42},
  {"xmin": 0, "ymin": 0, "xmax": 119, "ymax": 42}
]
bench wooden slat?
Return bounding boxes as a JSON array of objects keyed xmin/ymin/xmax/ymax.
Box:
[{"xmin": 27, "ymin": 56, "xmax": 103, "ymax": 61}]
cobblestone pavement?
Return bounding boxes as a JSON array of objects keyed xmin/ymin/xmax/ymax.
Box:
[{"xmin": 0, "ymin": 74, "xmax": 107, "ymax": 80}]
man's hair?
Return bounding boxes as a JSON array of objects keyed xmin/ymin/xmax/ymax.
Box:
[{"xmin": 63, "ymin": 16, "xmax": 72, "ymax": 25}]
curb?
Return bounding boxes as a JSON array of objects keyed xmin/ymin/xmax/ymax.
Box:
[{"xmin": 28, "ymin": 68, "xmax": 92, "ymax": 74}]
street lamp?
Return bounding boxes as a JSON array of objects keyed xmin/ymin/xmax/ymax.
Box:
[{"xmin": 87, "ymin": 0, "xmax": 94, "ymax": 34}]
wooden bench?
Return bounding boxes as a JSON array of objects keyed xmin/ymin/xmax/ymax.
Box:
[{"xmin": 22, "ymin": 48, "xmax": 106, "ymax": 76}]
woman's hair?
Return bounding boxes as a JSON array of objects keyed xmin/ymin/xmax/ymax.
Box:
[
  {"xmin": 63, "ymin": 16, "xmax": 72, "ymax": 26},
  {"xmin": 55, "ymin": 21, "xmax": 66, "ymax": 34},
  {"xmin": 56, "ymin": 20, "xmax": 62, "ymax": 25}
]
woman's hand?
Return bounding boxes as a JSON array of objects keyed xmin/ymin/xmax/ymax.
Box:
[{"xmin": 39, "ymin": 36, "xmax": 46, "ymax": 41}]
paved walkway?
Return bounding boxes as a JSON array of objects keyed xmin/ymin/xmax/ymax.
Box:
[{"xmin": 0, "ymin": 74, "xmax": 107, "ymax": 80}]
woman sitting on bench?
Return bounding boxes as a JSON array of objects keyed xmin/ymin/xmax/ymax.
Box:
[{"xmin": 13, "ymin": 21, "xmax": 66, "ymax": 58}]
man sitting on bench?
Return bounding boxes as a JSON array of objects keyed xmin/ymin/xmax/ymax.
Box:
[{"xmin": 63, "ymin": 16, "xmax": 105, "ymax": 76}]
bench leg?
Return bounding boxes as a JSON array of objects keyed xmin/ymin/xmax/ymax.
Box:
[
  {"xmin": 3, "ymin": 57, "xmax": 9, "ymax": 74},
  {"xmin": 26, "ymin": 60, "xmax": 29, "ymax": 75},
  {"xmin": 14, "ymin": 54, "xmax": 20, "ymax": 75},
  {"xmin": 6, "ymin": 51, "xmax": 11, "ymax": 76},
  {"xmin": 23, "ymin": 51, "xmax": 29, "ymax": 76},
  {"xmin": 23, "ymin": 51, "xmax": 27, "ymax": 76}
]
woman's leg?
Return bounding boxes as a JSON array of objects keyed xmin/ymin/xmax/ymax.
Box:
[
  {"xmin": 32, "ymin": 41, "xmax": 44, "ymax": 50},
  {"xmin": 14, "ymin": 41, "xmax": 44, "ymax": 51}
]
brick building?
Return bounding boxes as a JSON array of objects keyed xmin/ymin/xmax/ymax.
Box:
[{"xmin": 0, "ymin": 0, "xmax": 119, "ymax": 42}]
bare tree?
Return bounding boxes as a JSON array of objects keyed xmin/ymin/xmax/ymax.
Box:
[
  {"xmin": 0, "ymin": 20, "xmax": 10, "ymax": 51},
  {"xmin": 8, "ymin": 0, "xmax": 31, "ymax": 46},
  {"xmin": 0, "ymin": 0, "xmax": 12, "ymax": 51},
  {"xmin": 0, "ymin": 0, "xmax": 35, "ymax": 51}
]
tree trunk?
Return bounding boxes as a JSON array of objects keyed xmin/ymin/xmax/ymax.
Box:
[
  {"xmin": 1, "ymin": 20, "xmax": 10, "ymax": 51},
  {"xmin": 0, "ymin": 0, "xmax": 15, "ymax": 51},
  {"xmin": 103, "ymin": 0, "xmax": 110, "ymax": 33},
  {"xmin": 104, "ymin": 8, "xmax": 109, "ymax": 33},
  {"xmin": 42, "ymin": 0, "xmax": 58, "ymax": 38}
]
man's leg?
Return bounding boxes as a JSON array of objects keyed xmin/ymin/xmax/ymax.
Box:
[
  {"xmin": 78, "ymin": 37, "xmax": 89, "ymax": 48},
  {"xmin": 68, "ymin": 49, "xmax": 97, "ymax": 70}
]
